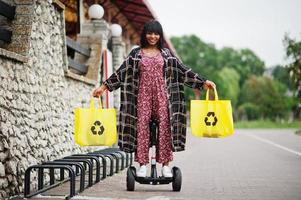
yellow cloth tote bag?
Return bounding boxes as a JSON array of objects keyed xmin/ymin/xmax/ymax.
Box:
[
  {"xmin": 190, "ymin": 88, "xmax": 234, "ymax": 138},
  {"xmin": 74, "ymin": 98, "xmax": 117, "ymax": 146}
]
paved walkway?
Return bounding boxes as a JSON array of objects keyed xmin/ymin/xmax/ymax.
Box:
[{"xmin": 29, "ymin": 128, "xmax": 301, "ymax": 200}]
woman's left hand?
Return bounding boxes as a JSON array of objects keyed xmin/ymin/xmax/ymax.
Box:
[{"xmin": 204, "ymin": 80, "xmax": 216, "ymax": 90}]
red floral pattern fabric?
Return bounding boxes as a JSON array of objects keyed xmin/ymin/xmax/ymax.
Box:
[{"xmin": 135, "ymin": 52, "xmax": 173, "ymax": 165}]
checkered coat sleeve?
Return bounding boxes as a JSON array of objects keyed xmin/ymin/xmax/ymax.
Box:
[{"xmin": 103, "ymin": 47, "xmax": 206, "ymax": 153}]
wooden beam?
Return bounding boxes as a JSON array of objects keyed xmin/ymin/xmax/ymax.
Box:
[
  {"xmin": 52, "ymin": 0, "xmax": 65, "ymax": 11},
  {"xmin": 111, "ymin": 3, "xmax": 129, "ymax": 23},
  {"xmin": 114, "ymin": 1, "xmax": 145, "ymax": 8},
  {"xmin": 66, "ymin": 36, "xmax": 91, "ymax": 57},
  {"xmin": 122, "ymin": 8, "xmax": 153, "ymax": 18},
  {"xmin": 0, "ymin": 28, "xmax": 12, "ymax": 43},
  {"xmin": 129, "ymin": 17, "xmax": 151, "ymax": 24},
  {"xmin": 67, "ymin": 57, "xmax": 88, "ymax": 74},
  {"xmin": 0, "ymin": 0, "xmax": 16, "ymax": 20}
]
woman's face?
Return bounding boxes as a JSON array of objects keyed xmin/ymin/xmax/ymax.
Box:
[{"xmin": 146, "ymin": 32, "xmax": 160, "ymax": 47}]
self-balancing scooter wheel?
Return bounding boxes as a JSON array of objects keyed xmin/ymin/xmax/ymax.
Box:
[
  {"xmin": 126, "ymin": 166, "xmax": 136, "ymax": 191},
  {"xmin": 172, "ymin": 167, "xmax": 182, "ymax": 191}
]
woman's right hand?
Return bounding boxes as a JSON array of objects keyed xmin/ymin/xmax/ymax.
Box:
[{"xmin": 92, "ymin": 84, "xmax": 108, "ymax": 97}]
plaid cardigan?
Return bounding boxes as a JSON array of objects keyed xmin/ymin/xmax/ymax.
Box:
[{"xmin": 104, "ymin": 47, "xmax": 206, "ymax": 153}]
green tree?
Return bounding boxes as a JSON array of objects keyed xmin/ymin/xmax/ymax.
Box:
[
  {"xmin": 272, "ymin": 65, "xmax": 293, "ymax": 90},
  {"xmin": 283, "ymin": 34, "xmax": 301, "ymax": 118},
  {"xmin": 171, "ymin": 35, "xmax": 219, "ymax": 108},
  {"xmin": 240, "ymin": 76, "xmax": 291, "ymax": 120},
  {"xmin": 170, "ymin": 35, "xmax": 218, "ymax": 77},
  {"xmin": 171, "ymin": 35, "xmax": 265, "ymax": 94},
  {"xmin": 217, "ymin": 47, "xmax": 265, "ymax": 86},
  {"xmin": 215, "ymin": 67, "xmax": 240, "ymax": 107},
  {"xmin": 170, "ymin": 35, "xmax": 267, "ymax": 117}
]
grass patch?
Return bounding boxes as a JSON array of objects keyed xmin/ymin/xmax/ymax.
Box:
[{"xmin": 234, "ymin": 120, "xmax": 301, "ymax": 129}]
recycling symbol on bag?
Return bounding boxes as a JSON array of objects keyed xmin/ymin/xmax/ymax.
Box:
[
  {"xmin": 204, "ymin": 112, "xmax": 218, "ymax": 126},
  {"xmin": 90, "ymin": 120, "xmax": 105, "ymax": 135}
]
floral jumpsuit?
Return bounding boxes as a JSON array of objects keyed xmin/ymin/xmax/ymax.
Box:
[{"xmin": 135, "ymin": 51, "xmax": 173, "ymax": 165}]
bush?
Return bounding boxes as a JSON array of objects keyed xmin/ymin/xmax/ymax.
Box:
[{"xmin": 237, "ymin": 102, "xmax": 261, "ymax": 120}]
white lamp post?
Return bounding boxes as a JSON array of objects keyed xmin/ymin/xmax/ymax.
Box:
[
  {"xmin": 88, "ymin": 4, "xmax": 104, "ymax": 19},
  {"xmin": 111, "ymin": 24, "xmax": 122, "ymax": 37}
]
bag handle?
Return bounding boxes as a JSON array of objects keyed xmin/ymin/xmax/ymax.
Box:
[
  {"xmin": 89, "ymin": 97, "xmax": 103, "ymax": 109},
  {"xmin": 205, "ymin": 87, "xmax": 219, "ymax": 101}
]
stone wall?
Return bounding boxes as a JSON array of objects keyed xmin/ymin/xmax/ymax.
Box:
[{"xmin": 0, "ymin": 0, "xmax": 104, "ymax": 198}]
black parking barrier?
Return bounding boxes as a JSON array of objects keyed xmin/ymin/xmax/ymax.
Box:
[
  {"xmin": 119, "ymin": 151, "xmax": 128, "ymax": 168},
  {"xmin": 99, "ymin": 148, "xmax": 133, "ymax": 168},
  {"xmin": 115, "ymin": 151, "xmax": 126, "ymax": 170},
  {"xmin": 55, "ymin": 158, "xmax": 93, "ymax": 187},
  {"xmin": 24, "ymin": 165, "xmax": 75, "ymax": 199},
  {"xmin": 102, "ymin": 153, "xmax": 115, "ymax": 175},
  {"xmin": 103, "ymin": 148, "xmax": 133, "ymax": 168},
  {"xmin": 98, "ymin": 148, "xmax": 126, "ymax": 170},
  {"xmin": 118, "ymin": 151, "xmax": 131, "ymax": 168},
  {"xmin": 92, "ymin": 150, "xmax": 120, "ymax": 174},
  {"xmin": 64, "ymin": 155, "xmax": 101, "ymax": 183},
  {"xmin": 42, "ymin": 161, "xmax": 85, "ymax": 192},
  {"xmin": 88, "ymin": 152, "xmax": 115, "ymax": 176},
  {"xmin": 80, "ymin": 153, "xmax": 107, "ymax": 179}
]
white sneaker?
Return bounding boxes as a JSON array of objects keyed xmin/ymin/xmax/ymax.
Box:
[
  {"xmin": 136, "ymin": 165, "xmax": 147, "ymax": 177},
  {"xmin": 162, "ymin": 166, "xmax": 173, "ymax": 177}
]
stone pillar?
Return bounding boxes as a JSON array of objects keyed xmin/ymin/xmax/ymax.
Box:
[
  {"xmin": 76, "ymin": 19, "xmax": 110, "ymax": 84},
  {"xmin": 111, "ymin": 36, "xmax": 125, "ymax": 109}
]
